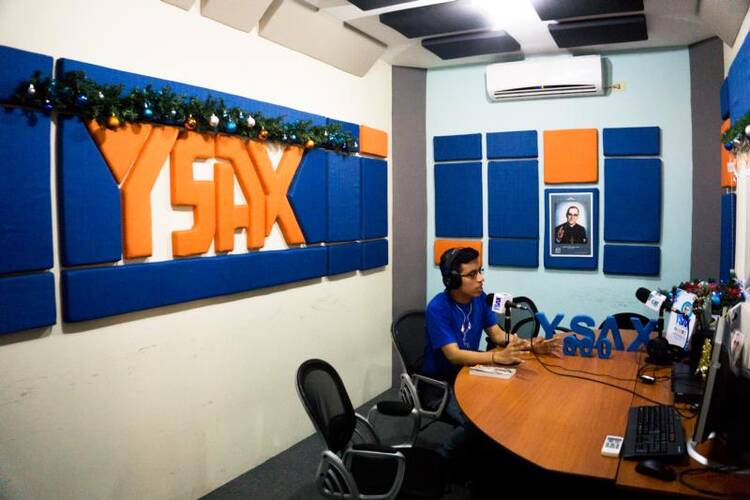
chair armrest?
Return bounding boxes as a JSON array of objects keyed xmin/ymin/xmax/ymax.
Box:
[
  {"xmin": 413, "ymin": 374, "xmax": 449, "ymax": 418},
  {"xmin": 352, "ymin": 413, "xmax": 380, "ymax": 446},
  {"xmin": 343, "ymin": 445, "xmax": 406, "ymax": 500},
  {"xmin": 316, "ymin": 450, "xmax": 361, "ymax": 498}
]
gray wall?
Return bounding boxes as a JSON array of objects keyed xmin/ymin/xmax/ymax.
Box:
[
  {"xmin": 690, "ymin": 37, "xmax": 724, "ymax": 280},
  {"xmin": 392, "ymin": 66, "xmax": 427, "ymax": 385}
]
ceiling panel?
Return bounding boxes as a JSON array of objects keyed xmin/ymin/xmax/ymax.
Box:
[
  {"xmin": 531, "ymin": 0, "xmax": 644, "ymax": 21},
  {"xmin": 549, "ymin": 14, "xmax": 648, "ymax": 48},
  {"xmin": 422, "ymin": 30, "xmax": 520, "ymax": 59},
  {"xmin": 347, "ymin": 0, "xmax": 415, "ymax": 10},
  {"xmin": 379, "ymin": 0, "xmax": 492, "ymax": 38}
]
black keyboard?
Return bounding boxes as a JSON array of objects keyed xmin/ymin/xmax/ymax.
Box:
[{"xmin": 622, "ymin": 405, "xmax": 686, "ymax": 460}]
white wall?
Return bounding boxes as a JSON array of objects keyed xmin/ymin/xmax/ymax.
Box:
[
  {"xmin": 724, "ymin": 7, "xmax": 750, "ymax": 72},
  {"xmin": 426, "ymin": 50, "xmax": 693, "ymax": 322},
  {"xmin": 0, "ymin": 1, "xmax": 392, "ymax": 499}
]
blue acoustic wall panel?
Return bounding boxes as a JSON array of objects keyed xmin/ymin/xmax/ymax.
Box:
[
  {"xmin": 289, "ymin": 148, "xmax": 328, "ymax": 244},
  {"xmin": 0, "ymin": 272, "xmax": 56, "ymax": 334},
  {"xmin": 326, "ymin": 118, "xmax": 360, "ymax": 153},
  {"xmin": 720, "ymin": 193, "xmax": 736, "ymax": 283},
  {"xmin": 603, "ymin": 127, "xmax": 660, "ymax": 156},
  {"xmin": 0, "ymin": 45, "xmax": 53, "ymax": 101},
  {"xmin": 435, "ymin": 162, "xmax": 482, "ymax": 237},
  {"xmin": 727, "ymin": 34, "xmax": 750, "ymax": 124},
  {"xmin": 721, "ymin": 79, "xmax": 729, "ymax": 120},
  {"xmin": 62, "ymin": 247, "xmax": 328, "ymax": 322},
  {"xmin": 433, "ymin": 133, "xmax": 482, "ymax": 161},
  {"xmin": 328, "ymin": 154, "xmax": 361, "ymax": 242},
  {"xmin": 0, "ymin": 109, "xmax": 53, "ymax": 275},
  {"xmin": 361, "ymin": 239, "xmax": 388, "ymax": 270},
  {"xmin": 489, "ymin": 239, "xmax": 538, "ymax": 268},
  {"xmin": 361, "ymin": 157, "xmax": 388, "ymax": 239},
  {"xmin": 603, "ymin": 245, "xmax": 660, "ymax": 276},
  {"xmin": 328, "ymin": 242, "xmax": 362, "ymax": 275},
  {"xmin": 488, "ymin": 160, "xmax": 538, "ymax": 238},
  {"xmin": 57, "ymin": 116, "xmax": 122, "ymax": 266},
  {"xmin": 604, "ymin": 159, "xmax": 661, "ymax": 242},
  {"xmin": 486, "ymin": 130, "xmax": 537, "ymax": 159}
]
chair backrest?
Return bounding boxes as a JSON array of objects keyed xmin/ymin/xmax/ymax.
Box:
[
  {"xmin": 509, "ymin": 296, "xmax": 540, "ymax": 339},
  {"xmin": 391, "ymin": 310, "xmax": 426, "ymax": 376},
  {"xmin": 296, "ymin": 359, "xmax": 356, "ymax": 454},
  {"xmin": 600, "ymin": 312, "xmax": 650, "ymax": 330}
]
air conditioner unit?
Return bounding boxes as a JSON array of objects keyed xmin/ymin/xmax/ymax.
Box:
[{"xmin": 486, "ymin": 55, "xmax": 604, "ymax": 101}]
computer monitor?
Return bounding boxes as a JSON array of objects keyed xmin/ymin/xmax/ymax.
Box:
[{"xmin": 688, "ymin": 314, "xmax": 750, "ymax": 466}]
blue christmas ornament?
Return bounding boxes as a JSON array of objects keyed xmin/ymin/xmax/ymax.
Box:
[
  {"xmin": 725, "ymin": 141, "xmax": 734, "ymax": 151},
  {"xmin": 711, "ymin": 292, "xmax": 721, "ymax": 306},
  {"xmin": 291, "ymin": 134, "xmax": 297, "ymax": 141},
  {"xmin": 144, "ymin": 108, "xmax": 154, "ymax": 118},
  {"xmin": 226, "ymin": 120, "xmax": 237, "ymax": 133},
  {"xmin": 76, "ymin": 94, "xmax": 88, "ymax": 107},
  {"xmin": 42, "ymin": 99, "xmax": 53, "ymax": 111}
]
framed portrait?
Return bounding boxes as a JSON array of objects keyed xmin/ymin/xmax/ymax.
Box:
[{"xmin": 544, "ymin": 188, "xmax": 599, "ymax": 270}]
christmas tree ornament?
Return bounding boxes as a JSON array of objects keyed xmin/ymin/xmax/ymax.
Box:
[
  {"xmin": 282, "ymin": 134, "xmax": 288, "ymax": 141},
  {"xmin": 185, "ymin": 115, "xmax": 197, "ymax": 130},
  {"xmin": 144, "ymin": 108, "xmax": 154, "ymax": 119},
  {"xmin": 27, "ymin": 83, "xmax": 36, "ymax": 96},
  {"xmin": 745, "ymin": 124, "xmax": 750, "ymax": 138},
  {"xmin": 226, "ymin": 120, "xmax": 237, "ymax": 133},
  {"xmin": 246, "ymin": 115, "xmax": 256, "ymax": 128},
  {"xmin": 98, "ymin": 91, "xmax": 104, "ymax": 99},
  {"xmin": 209, "ymin": 113, "xmax": 220, "ymax": 128},
  {"xmin": 353, "ymin": 141, "xmax": 358, "ymax": 149},
  {"xmin": 75, "ymin": 94, "xmax": 88, "ymax": 107},
  {"xmin": 291, "ymin": 134, "xmax": 297, "ymax": 141},
  {"xmin": 107, "ymin": 115, "xmax": 121, "ymax": 128},
  {"xmin": 258, "ymin": 129, "xmax": 269, "ymax": 140},
  {"xmin": 324, "ymin": 130, "xmax": 329, "ymax": 137},
  {"xmin": 725, "ymin": 141, "xmax": 734, "ymax": 151},
  {"xmin": 305, "ymin": 139, "xmax": 315, "ymax": 149},
  {"xmin": 42, "ymin": 99, "xmax": 53, "ymax": 111}
]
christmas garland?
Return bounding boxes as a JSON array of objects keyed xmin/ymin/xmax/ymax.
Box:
[
  {"xmin": 9, "ymin": 71, "xmax": 357, "ymax": 152},
  {"xmin": 721, "ymin": 113, "xmax": 750, "ymax": 152},
  {"xmin": 658, "ymin": 272, "xmax": 745, "ymax": 312}
]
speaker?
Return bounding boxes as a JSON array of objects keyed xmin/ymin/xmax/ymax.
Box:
[{"xmin": 440, "ymin": 248, "xmax": 462, "ymax": 290}]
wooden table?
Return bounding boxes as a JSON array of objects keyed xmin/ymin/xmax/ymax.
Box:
[{"xmin": 454, "ymin": 337, "xmax": 750, "ymax": 496}]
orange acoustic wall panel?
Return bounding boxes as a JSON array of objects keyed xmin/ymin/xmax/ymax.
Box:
[
  {"xmin": 543, "ymin": 129, "xmax": 598, "ymax": 183},
  {"xmin": 359, "ymin": 125, "xmax": 388, "ymax": 158},
  {"xmin": 434, "ymin": 240, "xmax": 483, "ymax": 265},
  {"xmin": 170, "ymin": 131, "xmax": 216, "ymax": 257},
  {"xmin": 721, "ymin": 119, "xmax": 737, "ymax": 188}
]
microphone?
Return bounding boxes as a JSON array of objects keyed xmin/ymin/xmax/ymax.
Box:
[
  {"xmin": 635, "ymin": 287, "xmax": 674, "ymax": 313},
  {"xmin": 486, "ymin": 293, "xmax": 528, "ymax": 314}
]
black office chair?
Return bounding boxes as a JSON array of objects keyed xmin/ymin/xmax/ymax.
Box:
[
  {"xmin": 367, "ymin": 311, "xmax": 452, "ymax": 446},
  {"xmin": 296, "ymin": 359, "xmax": 445, "ymax": 500},
  {"xmin": 599, "ymin": 312, "xmax": 650, "ymax": 330}
]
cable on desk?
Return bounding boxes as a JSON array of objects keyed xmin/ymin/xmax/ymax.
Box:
[{"xmin": 678, "ymin": 466, "xmax": 750, "ymax": 497}]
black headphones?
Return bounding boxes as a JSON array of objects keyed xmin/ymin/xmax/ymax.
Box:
[
  {"xmin": 646, "ymin": 337, "xmax": 684, "ymax": 365},
  {"xmin": 440, "ymin": 248, "xmax": 463, "ymax": 290}
]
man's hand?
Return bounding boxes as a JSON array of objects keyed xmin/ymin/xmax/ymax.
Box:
[
  {"xmin": 556, "ymin": 225, "xmax": 564, "ymax": 242},
  {"xmin": 531, "ymin": 335, "xmax": 563, "ymax": 356},
  {"xmin": 492, "ymin": 335, "xmax": 527, "ymax": 365}
]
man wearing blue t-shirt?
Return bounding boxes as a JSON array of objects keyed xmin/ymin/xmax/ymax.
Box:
[{"xmin": 424, "ymin": 247, "xmax": 561, "ymax": 458}]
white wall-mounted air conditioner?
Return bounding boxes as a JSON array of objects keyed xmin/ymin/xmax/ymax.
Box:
[{"xmin": 486, "ymin": 55, "xmax": 604, "ymax": 101}]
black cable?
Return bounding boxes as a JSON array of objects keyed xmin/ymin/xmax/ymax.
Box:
[{"xmin": 678, "ymin": 467, "xmax": 750, "ymax": 497}]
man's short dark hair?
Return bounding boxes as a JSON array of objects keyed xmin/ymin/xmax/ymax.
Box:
[{"xmin": 440, "ymin": 247, "xmax": 480, "ymax": 276}]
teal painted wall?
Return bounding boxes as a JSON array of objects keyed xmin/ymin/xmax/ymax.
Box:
[{"xmin": 426, "ymin": 49, "xmax": 693, "ymax": 323}]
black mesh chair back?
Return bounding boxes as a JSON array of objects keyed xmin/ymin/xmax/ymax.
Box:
[
  {"xmin": 391, "ymin": 311, "xmax": 426, "ymax": 376},
  {"xmin": 510, "ymin": 296, "xmax": 540, "ymax": 339},
  {"xmin": 296, "ymin": 358, "xmax": 355, "ymax": 454},
  {"xmin": 600, "ymin": 312, "xmax": 650, "ymax": 330}
]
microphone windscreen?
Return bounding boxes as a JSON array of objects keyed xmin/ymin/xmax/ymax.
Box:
[
  {"xmin": 485, "ymin": 293, "xmax": 494, "ymax": 306},
  {"xmin": 635, "ymin": 287, "xmax": 651, "ymax": 304}
]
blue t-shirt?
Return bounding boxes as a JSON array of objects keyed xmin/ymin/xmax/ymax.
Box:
[{"xmin": 423, "ymin": 291, "xmax": 497, "ymax": 381}]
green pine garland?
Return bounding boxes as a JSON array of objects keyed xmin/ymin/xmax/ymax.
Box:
[
  {"xmin": 721, "ymin": 114, "xmax": 750, "ymax": 145},
  {"xmin": 10, "ymin": 71, "xmax": 357, "ymax": 152}
]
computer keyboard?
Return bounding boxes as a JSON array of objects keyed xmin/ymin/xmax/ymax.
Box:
[{"xmin": 622, "ymin": 405, "xmax": 686, "ymax": 460}]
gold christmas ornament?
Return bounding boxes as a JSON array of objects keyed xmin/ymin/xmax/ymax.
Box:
[
  {"xmin": 185, "ymin": 115, "xmax": 197, "ymax": 130},
  {"xmin": 697, "ymin": 338, "xmax": 712, "ymax": 380},
  {"xmin": 258, "ymin": 129, "xmax": 269, "ymax": 140},
  {"xmin": 304, "ymin": 139, "xmax": 315, "ymax": 150},
  {"xmin": 106, "ymin": 115, "xmax": 121, "ymax": 128}
]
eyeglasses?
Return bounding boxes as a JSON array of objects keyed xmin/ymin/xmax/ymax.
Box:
[
  {"xmin": 459, "ymin": 268, "xmax": 484, "ymax": 280},
  {"xmin": 566, "ymin": 212, "xmax": 579, "ymax": 217}
]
